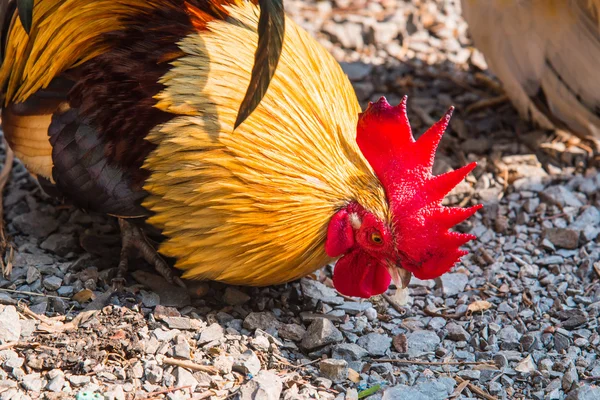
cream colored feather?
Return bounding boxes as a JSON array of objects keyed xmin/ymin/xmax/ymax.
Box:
[
  {"xmin": 144, "ymin": 3, "xmax": 390, "ymax": 286},
  {"xmin": 461, "ymin": 0, "xmax": 600, "ymax": 139}
]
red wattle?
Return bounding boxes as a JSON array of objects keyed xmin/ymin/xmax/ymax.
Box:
[{"xmin": 332, "ymin": 250, "xmax": 391, "ymax": 298}]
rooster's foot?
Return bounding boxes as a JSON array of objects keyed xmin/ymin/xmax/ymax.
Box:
[{"xmin": 114, "ymin": 218, "xmax": 186, "ymax": 289}]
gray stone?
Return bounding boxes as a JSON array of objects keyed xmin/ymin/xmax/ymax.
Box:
[
  {"xmin": 383, "ymin": 378, "xmax": 456, "ymax": 400},
  {"xmin": 214, "ymin": 355, "xmax": 234, "ymax": 374},
  {"xmin": 40, "ymin": 233, "xmax": 78, "ymax": 257},
  {"xmin": 46, "ymin": 373, "xmax": 64, "ymax": 392},
  {"xmin": 544, "ymin": 228, "xmax": 579, "ymax": 249},
  {"xmin": 222, "ymin": 287, "xmax": 251, "ymax": 306},
  {"xmin": 0, "ymin": 306, "xmax": 21, "ymax": 342},
  {"xmin": 141, "ymin": 291, "xmax": 160, "ymax": 308},
  {"xmin": 498, "ymin": 326, "xmax": 522, "ymax": 350},
  {"xmin": 42, "ymin": 276, "xmax": 62, "ymax": 291},
  {"xmin": 562, "ymin": 365, "xmax": 579, "ymax": 392},
  {"xmin": 566, "ymin": 385, "xmax": 600, "ymax": 400},
  {"xmin": 436, "ymin": 273, "xmax": 468, "ymax": 297},
  {"xmin": 445, "ymin": 323, "xmax": 471, "ymax": 341},
  {"xmin": 364, "ymin": 307, "xmax": 378, "ymax": 321},
  {"xmin": 174, "ymin": 367, "xmax": 198, "ymax": 392},
  {"xmin": 243, "ymin": 312, "xmax": 280, "ymax": 331},
  {"xmin": 173, "ymin": 336, "xmax": 191, "ymax": 359},
  {"xmin": 458, "ymin": 370, "xmax": 481, "ymax": 380},
  {"xmin": 301, "ymin": 318, "xmax": 343, "ymax": 350},
  {"xmin": 12, "ymin": 211, "xmax": 59, "ymax": 238},
  {"xmin": 319, "ymin": 359, "xmax": 348, "ymax": 383},
  {"xmin": 238, "ymin": 370, "xmax": 283, "ymax": 400},
  {"xmin": 332, "ymin": 343, "xmax": 368, "ymax": 362},
  {"xmin": 541, "ymin": 186, "xmax": 583, "ymax": 207},
  {"xmin": 339, "ymin": 62, "xmax": 372, "ymax": 81},
  {"xmin": 21, "ymin": 373, "xmax": 43, "ymax": 392},
  {"xmin": 279, "ymin": 324, "xmax": 306, "ymax": 342},
  {"xmin": 356, "ymin": 333, "xmax": 391, "ymax": 356},
  {"xmin": 67, "ymin": 375, "xmax": 90, "ymax": 386},
  {"xmin": 198, "ymin": 323, "xmax": 224, "ymax": 345},
  {"xmin": 337, "ymin": 302, "xmax": 373, "ymax": 315},
  {"xmin": 233, "ymin": 350, "xmax": 261, "ymax": 376},
  {"xmin": 406, "ymin": 330, "xmax": 441, "ymax": 357},
  {"xmin": 161, "ymin": 317, "xmax": 193, "ymax": 330}
]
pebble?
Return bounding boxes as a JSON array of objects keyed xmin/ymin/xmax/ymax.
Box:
[
  {"xmin": 301, "ymin": 318, "xmax": 343, "ymax": 350},
  {"xmin": 332, "ymin": 343, "xmax": 368, "ymax": 362},
  {"xmin": 238, "ymin": 370, "xmax": 283, "ymax": 400},
  {"xmin": 243, "ymin": 312, "xmax": 281, "ymax": 332},
  {"xmin": 0, "ymin": 306, "xmax": 21, "ymax": 342},
  {"xmin": 445, "ymin": 323, "xmax": 470, "ymax": 341},
  {"xmin": 498, "ymin": 326, "xmax": 522, "ymax": 350},
  {"xmin": 406, "ymin": 330, "xmax": 441, "ymax": 357},
  {"xmin": 319, "ymin": 359, "xmax": 348, "ymax": 382},
  {"xmin": 233, "ymin": 350, "xmax": 261, "ymax": 376},
  {"xmin": 279, "ymin": 324, "xmax": 307, "ymax": 342},
  {"xmin": 436, "ymin": 273, "xmax": 468, "ymax": 297},
  {"xmin": 356, "ymin": 333, "xmax": 391, "ymax": 356},
  {"xmin": 222, "ymin": 287, "xmax": 251, "ymax": 306},
  {"xmin": 174, "ymin": 367, "xmax": 198, "ymax": 392},
  {"xmin": 21, "ymin": 373, "xmax": 43, "ymax": 392},
  {"xmin": 198, "ymin": 323, "xmax": 224, "ymax": 345}
]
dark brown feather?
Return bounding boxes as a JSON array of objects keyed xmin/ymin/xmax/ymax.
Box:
[{"xmin": 234, "ymin": 0, "xmax": 285, "ymax": 129}]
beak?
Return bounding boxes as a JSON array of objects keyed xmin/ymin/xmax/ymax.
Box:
[{"xmin": 387, "ymin": 265, "xmax": 412, "ymax": 289}]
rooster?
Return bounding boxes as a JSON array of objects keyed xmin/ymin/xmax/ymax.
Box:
[
  {"xmin": 461, "ymin": 0, "xmax": 600, "ymax": 141},
  {"xmin": 0, "ymin": 0, "xmax": 481, "ymax": 298}
]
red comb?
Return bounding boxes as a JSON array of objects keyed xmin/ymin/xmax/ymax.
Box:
[{"xmin": 356, "ymin": 96, "xmax": 482, "ymax": 279}]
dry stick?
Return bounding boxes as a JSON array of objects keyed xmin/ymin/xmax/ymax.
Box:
[
  {"xmin": 382, "ymin": 293, "xmax": 407, "ymax": 315},
  {"xmin": 162, "ymin": 357, "xmax": 218, "ymax": 375},
  {"xmin": 455, "ymin": 377, "xmax": 498, "ymax": 400},
  {"xmin": 0, "ymin": 140, "xmax": 14, "ymax": 277},
  {"xmin": 375, "ymin": 359, "xmax": 495, "ymax": 367},
  {"xmin": 0, "ymin": 288, "xmax": 70, "ymax": 300},
  {"xmin": 465, "ymin": 95, "xmax": 509, "ymax": 114},
  {"xmin": 450, "ymin": 379, "xmax": 470, "ymax": 398}
]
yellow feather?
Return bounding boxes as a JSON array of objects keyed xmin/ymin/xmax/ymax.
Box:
[
  {"xmin": 144, "ymin": 2, "xmax": 390, "ymax": 286},
  {"xmin": 0, "ymin": 0, "xmax": 167, "ymax": 105}
]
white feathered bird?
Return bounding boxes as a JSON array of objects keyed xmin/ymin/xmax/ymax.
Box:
[{"xmin": 461, "ymin": 0, "xmax": 600, "ymax": 140}]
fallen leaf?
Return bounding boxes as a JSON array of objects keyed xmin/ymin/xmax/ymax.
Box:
[
  {"xmin": 348, "ymin": 368, "xmax": 360, "ymax": 383},
  {"xmin": 467, "ymin": 300, "xmax": 492, "ymax": 313},
  {"xmin": 73, "ymin": 289, "xmax": 95, "ymax": 303}
]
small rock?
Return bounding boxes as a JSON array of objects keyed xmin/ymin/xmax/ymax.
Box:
[
  {"xmin": 40, "ymin": 233, "xmax": 78, "ymax": 256},
  {"xmin": 345, "ymin": 388, "xmax": 359, "ymax": 400},
  {"xmin": 544, "ymin": 228, "xmax": 579, "ymax": 249},
  {"xmin": 173, "ymin": 336, "xmax": 191, "ymax": 359},
  {"xmin": 279, "ymin": 324, "xmax": 307, "ymax": 342},
  {"xmin": 332, "ymin": 344, "xmax": 368, "ymax": 362},
  {"xmin": 319, "ymin": 359, "xmax": 348, "ymax": 383},
  {"xmin": 498, "ymin": 326, "xmax": 522, "ymax": 350},
  {"xmin": 214, "ymin": 355, "xmax": 234, "ymax": 374},
  {"xmin": 46, "ymin": 373, "xmax": 64, "ymax": 392},
  {"xmin": 515, "ymin": 355, "xmax": 536, "ymax": 374},
  {"xmin": 21, "ymin": 373, "xmax": 43, "ymax": 392},
  {"xmin": 436, "ymin": 273, "xmax": 468, "ymax": 297},
  {"xmin": 233, "ymin": 350, "xmax": 261, "ymax": 376},
  {"xmin": 541, "ymin": 186, "xmax": 583, "ymax": 207},
  {"xmin": 243, "ymin": 312, "xmax": 281, "ymax": 332},
  {"xmin": 562, "ymin": 365, "xmax": 579, "ymax": 392},
  {"xmin": 445, "ymin": 323, "xmax": 471, "ymax": 341},
  {"xmin": 141, "ymin": 291, "xmax": 161, "ymax": 308},
  {"xmin": 238, "ymin": 370, "xmax": 283, "ymax": 400},
  {"xmin": 222, "ymin": 287, "xmax": 250, "ymax": 306},
  {"xmin": 383, "ymin": 378, "xmax": 456, "ymax": 400},
  {"xmin": 364, "ymin": 308, "xmax": 378, "ymax": 321},
  {"xmin": 301, "ymin": 318, "xmax": 343, "ymax": 350},
  {"xmin": 356, "ymin": 333, "xmax": 391, "ymax": 356},
  {"xmin": 12, "ymin": 211, "xmax": 59, "ymax": 238},
  {"xmin": 68, "ymin": 375, "xmax": 90, "ymax": 386},
  {"xmin": 406, "ymin": 330, "xmax": 441, "ymax": 357},
  {"xmin": 161, "ymin": 317, "xmax": 193, "ymax": 330},
  {"xmin": 566, "ymin": 385, "xmax": 600, "ymax": 400},
  {"xmin": 198, "ymin": 323, "xmax": 224, "ymax": 345},
  {"xmin": 0, "ymin": 306, "xmax": 21, "ymax": 342},
  {"xmin": 42, "ymin": 276, "xmax": 62, "ymax": 291},
  {"xmin": 174, "ymin": 367, "xmax": 198, "ymax": 392}
]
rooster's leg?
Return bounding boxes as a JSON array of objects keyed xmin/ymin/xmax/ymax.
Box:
[
  {"xmin": 114, "ymin": 218, "xmax": 186, "ymax": 289},
  {"xmin": 0, "ymin": 139, "xmax": 14, "ymax": 278}
]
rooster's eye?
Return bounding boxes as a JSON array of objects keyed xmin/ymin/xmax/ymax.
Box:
[{"xmin": 370, "ymin": 232, "xmax": 383, "ymax": 245}]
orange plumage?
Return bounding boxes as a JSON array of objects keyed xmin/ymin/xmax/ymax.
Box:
[{"xmin": 0, "ymin": 0, "xmax": 480, "ymax": 297}]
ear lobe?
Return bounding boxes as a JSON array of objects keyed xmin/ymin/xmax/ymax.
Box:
[{"xmin": 325, "ymin": 209, "xmax": 355, "ymax": 257}]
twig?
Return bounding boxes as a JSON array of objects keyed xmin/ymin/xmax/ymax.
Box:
[
  {"xmin": 382, "ymin": 293, "xmax": 407, "ymax": 315},
  {"xmin": 374, "ymin": 359, "xmax": 495, "ymax": 367},
  {"xmin": 0, "ymin": 288, "xmax": 70, "ymax": 300},
  {"xmin": 455, "ymin": 376, "xmax": 498, "ymax": 400},
  {"xmin": 162, "ymin": 357, "xmax": 218, "ymax": 375},
  {"xmin": 450, "ymin": 379, "xmax": 470, "ymax": 398}
]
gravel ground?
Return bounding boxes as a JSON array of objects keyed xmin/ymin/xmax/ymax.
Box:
[{"xmin": 1, "ymin": 0, "xmax": 600, "ymax": 399}]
